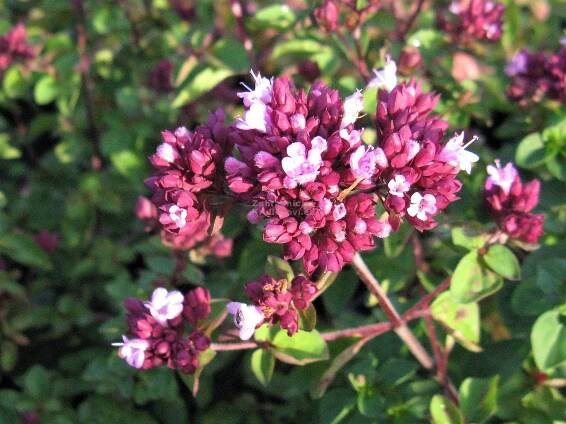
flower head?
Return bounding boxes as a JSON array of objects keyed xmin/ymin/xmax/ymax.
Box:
[
  {"xmin": 486, "ymin": 160, "xmax": 518, "ymax": 195},
  {"xmin": 144, "ymin": 287, "xmax": 185, "ymax": 325},
  {"xmin": 369, "ymin": 57, "xmax": 398, "ymax": 92},
  {"xmin": 437, "ymin": 132, "xmax": 479, "ymax": 174},
  {"xmin": 112, "ymin": 336, "xmax": 149, "ymax": 369},
  {"xmin": 388, "ymin": 174, "xmax": 411, "ymax": 197},
  {"xmin": 281, "ymin": 137, "xmax": 327, "ymax": 188},
  {"xmin": 341, "ymin": 90, "xmax": 364, "ymax": 128},
  {"xmin": 226, "ymin": 302, "xmax": 265, "ymax": 340},
  {"xmin": 237, "ymin": 70, "xmax": 273, "ymax": 107},
  {"xmin": 407, "ymin": 192, "xmax": 437, "ymax": 221},
  {"xmin": 349, "ymin": 145, "xmax": 384, "ymax": 180}
]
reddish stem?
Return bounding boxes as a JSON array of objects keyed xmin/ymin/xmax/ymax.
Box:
[
  {"xmin": 230, "ymin": 0, "xmax": 256, "ymax": 68},
  {"xmin": 351, "ymin": 253, "xmax": 434, "ymax": 370}
]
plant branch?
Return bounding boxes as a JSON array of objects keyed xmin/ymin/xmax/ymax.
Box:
[
  {"xmin": 230, "ymin": 0, "xmax": 256, "ymax": 68},
  {"xmin": 399, "ymin": 0, "xmax": 426, "ymax": 41},
  {"xmin": 71, "ymin": 0, "xmax": 103, "ymax": 170},
  {"xmin": 351, "ymin": 253, "xmax": 434, "ymax": 370}
]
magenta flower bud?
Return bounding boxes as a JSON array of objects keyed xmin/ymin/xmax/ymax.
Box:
[
  {"xmin": 314, "ymin": 0, "xmax": 340, "ymax": 32},
  {"xmin": 135, "ymin": 196, "xmax": 158, "ymax": 221},
  {"xmin": 148, "ymin": 59, "xmax": 173, "ymax": 93},
  {"xmin": 189, "ymin": 330, "xmax": 210, "ymax": 352},
  {"xmin": 183, "ymin": 287, "xmax": 211, "ymax": 325},
  {"xmin": 33, "ymin": 230, "xmax": 59, "ymax": 253},
  {"xmin": 398, "ymin": 46, "xmax": 423, "ymax": 75}
]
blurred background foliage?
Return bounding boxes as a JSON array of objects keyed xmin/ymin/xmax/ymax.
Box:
[{"xmin": 0, "ymin": 0, "xmax": 564, "ymax": 422}]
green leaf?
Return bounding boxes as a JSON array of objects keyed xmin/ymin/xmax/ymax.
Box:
[
  {"xmin": 482, "ymin": 244, "xmax": 521, "ymax": 280},
  {"xmin": 451, "ymin": 226, "xmax": 489, "ymax": 250},
  {"xmin": 110, "ymin": 150, "xmax": 144, "ymax": 182},
  {"xmin": 265, "ymin": 255, "xmax": 294, "ymax": 281},
  {"xmin": 0, "ymin": 134, "xmax": 21, "ymax": 159},
  {"xmin": 515, "ymin": 132, "xmax": 546, "ymax": 169},
  {"xmin": 34, "ymin": 74, "xmax": 59, "ymax": 105},
  {"xmin": 250, "ymin": 349, "xmax": 275, "ymax": 386},
  {"xmin": 357, "ymin": 387, "xmax": 385, "ymax": 418},
  {"xmin": 272, "ymin": 38, "xmax": 324, "ymax": 59},
  {"xmin": 531, "ymin": 307, "xmax": 566, "ymax": 372},
  {"xmin": 459, "ymin": 376, "xmax": 499, "ymax": 424},
  {"xmin": 430, "ymin": 395, "xmax": 464, "ymax": 424},
  {"xmin": 299, "ymin": 303, "xmax": 317, "ymax": 332},
  {"xmin": 450, "ymin": 251, "xmax": 503, "ymax": 303},
  {"xmin": 270, "ymin": 329, "xmax": 329, "ymax": 365},
  {"xmin": 251, "ymin": 4, "xmax": 296, "ymax": 30},
  {"xmin": 23, "ymin": 365, "xmax": 51, "ymax": 399},
  {"xmin": 211, "ymin": 38, "xmax": 249, "ymax": 72},
  {"xmin": 0, "ymin": 233, "xmax": 52, "ymax": 270},
  {"xmin": 2, "ymin": 67, "xmax": 28, "ymax": 98},
  {"xmin": 172, "ymin": 67, "xmax": 233, "ymax": 108},
  {"xmin": 431, "ymin": 292, "xmax": 481, "ymax": 351}
]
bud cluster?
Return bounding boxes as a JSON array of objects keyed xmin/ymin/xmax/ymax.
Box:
[
  {"xmin": 437, "ymin": 0, "xmax": 505, "ymax": 44},
  {"xmin": 143, "ymin": 61, "xmax": 480, "ymax": 276},
  {"xmin": 506, "ymin": 43, "xmax": 566, "ymax": 105},
  {"xmin": 0, "ymin": 24, "xmax": 35, "ymax": 72},
  {"xmin": 244, "ymin": 274, "xmax": 317, "ymax": 335},
  {"xmin": 113, "ymin": 287, "xmax": 212, "ymax": 373},
  {"xmin": 484, "ymin": 161, "xmax": 544, "ymax": 244}
]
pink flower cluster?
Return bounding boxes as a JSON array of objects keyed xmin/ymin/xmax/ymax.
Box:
[
  {"xmin": 244, "ymin": 274, "xmax": 317, "ymax": 335},
  {"xmin": 141, "ymin": 109, "xmax": 235, "ymax": 255},
  {"xmin": 135, "ymin": 196, "xmax": 232, "ymax": 257},
  {"xmin": 374, "ymin": 81, "xmax": 479, "ymax": 232},
  {"xmin": 144, "ymin": 62, "xmax": 477, "ymax": 276},
  {"xmin": 484, "ymin": 161, "xmax": 544, "ymax": 244},
  {"xmin": 114, "ymin": 287, "xmax": 211, "ymax": 373},
  {"xmin": 506, "ymin": 44, "xmax": 566, "ymax": 105},
  {"xmin": 221, "ymin": 65, "xmax": 477, "ymax": 274},
  {"xmin": 437, "ymin": 0, "xmax": 505, "ymax": 43},
  {"xmin": 0, "ymin": 24, "xmax": 35, "ymax": 71}
]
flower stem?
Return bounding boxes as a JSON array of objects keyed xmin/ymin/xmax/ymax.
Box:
[{"xmin": 351, "ymin": 253, "xmax": 434, "ymax": 370}]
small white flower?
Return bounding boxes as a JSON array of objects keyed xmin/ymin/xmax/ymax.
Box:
[
  {"xmin": 388, "ymin": 175, "xmax": 411, "ymax": 197},
  {"xmin": 144, "ymin": 287, "xmax": 184, "ymax": 325},
  {"xmin": 350, "ymin": 145, "xmax": 381, "ymax": 180},
  {"xmin": 406, "ymin": 139, "xmax": 421, "ymax": 161},
  {"xmin": 341, "ymin": 90, "xmax": 364, "ymax": 128},
  {"xmin": 369, "ymin": 57, "xmax": 398, "ymax": 92},
  {"xmin": 290, "ymin": 113, "xmax": 306, "ymax": 130},
  {"xmin": 407, "ymin": 192, "xmax": 437, "ymax": 221},
  {"xmin": 227, "ymin": 302, "xmax": 264, "ymax": 340},
  {"xmin": 112, "ymin": 336, "xmax": 149, "ymax": 369},
  {"xmin": 339, "ymin": 129, "xmax": 362, "ymax": 148},
  {"xmin": 237, "ymin": 70, "xmax": 273, "ymax": 107},
  {"xmin": 156, "ymin": 143, "xmax": 178, "ymax": 163},
  {"xmin": 235, "ymin": 101, "xmax": 271, "ymax": 133},
  {"xmin": 168, "ymin": 205, "xmax": 188, "ymax": 229},
  {"xmin": 438, "ymin": 132, "xmax": 479, "ymax": 174},
  {"xmin": 333, "ymin": 203, "xmax": 346, "ymax": 220},
  {"xmin": 486, "ymin": 160, "xmax": 518, "ymax": 195},
  {"xmin": 281, "ymin": 137, "xmax": 327, "ymax": 188},
  {"xmin": 354, "ymin": 218, "xmax": 367, "ymax": 234}
]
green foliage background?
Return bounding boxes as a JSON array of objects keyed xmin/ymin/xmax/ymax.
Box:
[{"xmin": 0, "ymin": 0, "xmax": 564, "ymax": 422}]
